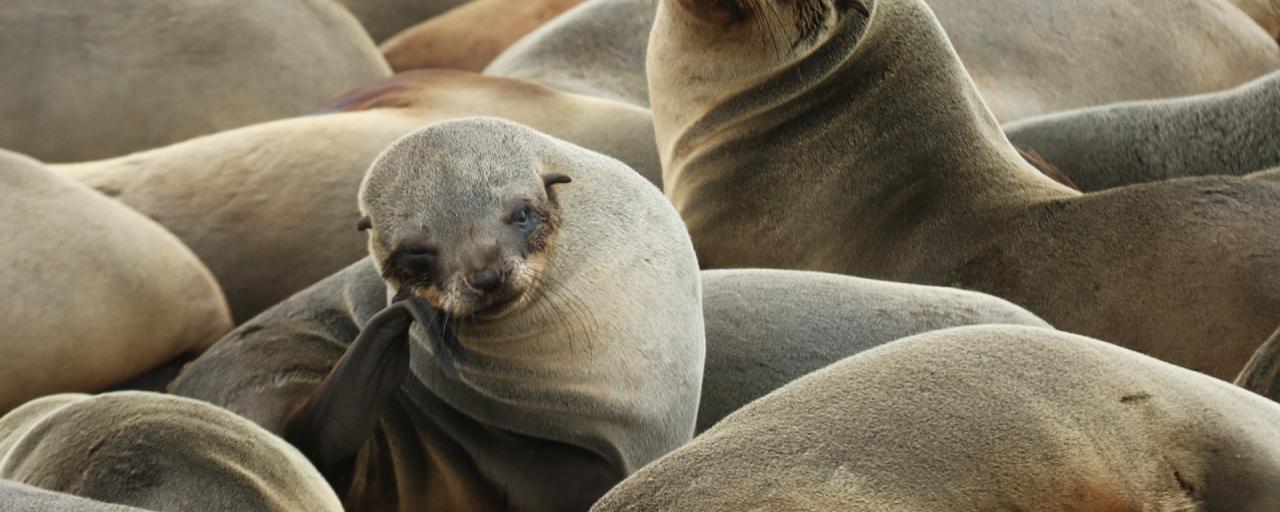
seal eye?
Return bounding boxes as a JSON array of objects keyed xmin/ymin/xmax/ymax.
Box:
[
  {"xmin": 510, "ymin": 206, "xmax": 539, "ymax": 234},
  {"xmin": 396, "ymin": 247, "xmax": 437, "ymax": 281}
]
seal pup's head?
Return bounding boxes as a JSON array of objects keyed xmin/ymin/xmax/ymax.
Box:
[{"xmin": 358, "ymin": 119, "xmax": 572, "ymax": 321}]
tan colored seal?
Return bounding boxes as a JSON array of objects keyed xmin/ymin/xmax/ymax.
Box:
[
  {"xmin": 55, "ymin": 70, "xmax": 661, "ymax": 322},
  {"xmin": 172, "ymin": 118, "xmax": 704, "ymax": 511},
  {"xmin": 650, "ymin": 0, "xmax": 1280, "ymax": 379},
  {"xmin": 0, "ymin": 0, "xmax": 390, "ymax": 162},
  {"xmin": 1228, "ymin": 0, "xmax": 1280, "ymax": 39},
  {"xmin": 338, "ymin": 0, "xmax": 474, "ymax": 42},
  {"xmin": 0, "ymin": 392, "xmax": 341, "ymax": 512},
  {"xmin": 1005, "ymin": 69, "xmax": 1280, "ymax": 191},
  {"xmin": 382, "ymin": 0, "xmax": 585, "ymax": 72},
  {"xmin": 593, "ymin": 325, "xmax": 1280, "ymax": 511},
  {"xmin": 697, "ymin": 268, "xmax": 1049, "ymax": 432},
  {"xmin": 0, "ymin": 150, "xmax": 230, "ymax": 414}
]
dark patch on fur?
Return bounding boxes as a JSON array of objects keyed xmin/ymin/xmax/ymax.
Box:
[
  {"xmin": 1172, "ymin": 470, "xmax": 1201, "ymax": 500},
  {"xmin": 1119, "ymin": 392, "xmax": 1152, "ymax": 403},
  {"xmin": 1018, "ymin": 148, "xmax": 1080, "ymax": 191}
]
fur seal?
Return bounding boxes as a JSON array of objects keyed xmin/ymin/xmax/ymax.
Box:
[
  {"xmin": 1005, "ymin": 70, "xmax": 1280, "ymax": 191},
  {"xmin": 650, "ymin": 0, "xmax": 1280, "ymax": 379},
  {"xmin": 382, "ymin": 0, "xmax": 585, "ymax": 72},
  {"xmin": 0, "ymin": 0, "xmax": 390, "ymax": 162},
  {"xmin": 485, "ymin": 0, "xmax": 656, "ymax": 108},
  {"xmin": 502, "ymin": 0, "xmax": 1280, "ymax": 120},
  {"xmin": 171, "ymin": 118, "xmax": 704, "ymax": 510},
  {"xmin": 1, "ymin": 480, "xmax": 146, "ymax": 511},
  {"xmin": 696, "ymin": 268, "xmax": 1048, "ymax": 432},
  {"xmin": 0, "ymin": 392, "xmax": 341, "ymax": 511},
  {"xmin": 0, "ymin": 150, "xmax": 231, "ymax": 413},
  {"xmin": 592, "ymin": 325, "xmax": 1280, "ymax": 511},
  {"xmin": 1229, "ymin": 0, "xmax": 1280, "ymax": 39},
  {"xmin": 1236, "ymin": 324, "xmax": 1280, "ymax": 402},
  {"xmin": 55, "ymin": 70, "xmax": 661, "ymax": 322},
  {"xmin": 338, "ymin": 0, "xmax": 474, "ymax": 42}
]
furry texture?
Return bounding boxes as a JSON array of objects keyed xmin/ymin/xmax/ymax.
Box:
[
  {"xmin": 381, "ymin": 0, "xmax": 585, "ymax": 72},
  {"xmin": 338, "ymin": 0, "xmax": 475, "ymax": 42},
  {"xmin": 1236, "ymin": 325, "xmax": 1280, "ymax": 403},
  {"xmin": 1005, "ymin": 70, "xmax": 1280, "ymax": 191},
  {"xmin": 652, "ymin": 0, "xmax": 1280, "ymax": 379},
  {"xmin": 54, "ymin": 70, "xmax": 661, "ymax": 322},
  {"xmin": 0, "ymin": 0, "xmax": 389, "ymax": 162},
  {"xmin": 1227, "ymin": 0, "xmax": 1280, "ymax": 39},
  {"xmin": 0, "ymin": 150, "xmax": 231, "ymax": 414},
  {"xmin": 593, "ymin": 325, "xmax": 1280, "ymax": 511},
  {"xmin": 485, "ymin": 0, "xmax": 657, "ymax": 107},
  {"xmin": 0, "ymin": 479, "xmax": 145, "ymax": 511},
  {"xmin": 696, "ymin": 268, "xmax": 1049, "ymax": 432},
  {"xmin": 173, "ymin": 119, "xmax": 703, "ymax": 510},
  {"xmin": 0, "ymin": 392, "xmax": 341, "ymax": 512}
]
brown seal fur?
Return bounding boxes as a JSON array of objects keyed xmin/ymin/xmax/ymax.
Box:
[
  {"xmin": 0, "ymin": 150, "xmax": 231, "ymax": 414},
  {"xmin": 1236, "ymin": 324, "xmax": 1280, "ymax": 403},
  {"xmin": 650, "ymin": 0, "xmax": 1280, "ymax": 379},
  {"xmin": 171, "ymin": 119, "xmax": 704, "ymax": 511},
  {"xmin": 0, "ymin": 0, "xmax": 389, "ymax": 162},
  {"xmin": 55, "ymin": 70, "xmax": 661, "ymax": 322},
  {"xmin": 1228, "ymin": 0, "xmax": 1280, "ymax": 39},
  {"xmin": 592, "ymin": 325, "xmax": 1280, "ymax": 511},
  {"xmin": 382, "ymin": 0, "xmax": 585, "ymax": 72},
  {"xmin": 338, "ymin": 0, "xmax": 474, "ymax": 42}
]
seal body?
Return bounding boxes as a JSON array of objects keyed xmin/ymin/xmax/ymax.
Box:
[
  {"xmin": 55, "ymin": 70, "xmax": 661, "ymax": 322},
  {"xmin": 697, "ymin": 268, "xmax": 1049, "ymax": 432},
  {"xmin": 338, "ymin": 0, "xmax": 474, "ymax": 42},
  {"xmin": 592, "ymin": 325, "xmax": 1280, "ymax": 511},
  {"xmin": 173, "ymin": 118, "xmax": 704, "ymax": 511},
  {"xmin": 1005, "ymin": 70, "xmax": 1280, "ymax": 191},
  {"xmin": 0, "ymin": 150, "xmax": 231, "ymax": 414},
  {"xmin": 382, "ymin": 0, "xmax": 585, "ymax": 72},
  {"xmin": 486, "ymin": 0, "xmax": 656, "ymax": 108},
  {"xmin": 0, "ymin": 392, "xmax": 341, "ymax": 512},
  {"xmin": 0, "ymin": 480, "xmax": 146, "ymax": 512},
  {"xmin": 0, "ymin": 0, "xmax": 389, "ymax": 162},
  {"xmin": 651, "ymin": 0, "xmax": 1280, "ymax": 379},
  {"xmin": 1228, "ymin": 0, "xmax": 1280, "ymax": 39}
]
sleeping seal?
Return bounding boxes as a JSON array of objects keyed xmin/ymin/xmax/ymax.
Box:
[
  {"xmin": 171, "ymin": 118, "xmax": 704, "ymax": 510},
  {"xmin": 593, "ymin": 325, "xmax": 1280, "ymax": 511},
  {"xmin": 650, "ymin": 0, "xmax": 1280, "ymax": 379},
  {"xmin": 0, "ymin": 392, "xmax": 341, "ymax": 511},
  {"xmin": 381, "ymin": 0, "xmax": 584, "ymax": 72},
  {"xmin": 338, "ymin": 0, "xmax": 474, "ymax": 42},
  {"xmin": 0, "ymin": 0, "xmax": 389, "ymax": 162},
  {"xmin": 0, "ymin": 150, "xmax": 231, "ymax": 413},
  {"xmin": 55, "ymin": 70, "xmax": 661, "ymax": 322}
]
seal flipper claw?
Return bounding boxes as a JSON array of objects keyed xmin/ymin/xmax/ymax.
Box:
[{"xmin": 409, "ymin": 299, "xmax": 466, "ymax": 379}]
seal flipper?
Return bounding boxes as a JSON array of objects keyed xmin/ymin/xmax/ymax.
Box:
[
  {"xmin": 419, "ymin": 306, "xmax": 466, "ymax": 379},
  {"xmin": 283, "ymin": 288, "xmax": 434, "ymax": 487}
]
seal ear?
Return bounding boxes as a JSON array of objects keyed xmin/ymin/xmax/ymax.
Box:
[
  {"xmin": 542, "ymin": 173, "xmax": 573, "ymax": 189},
  {"xmin": 356, "ymin": 216, "xmax": 372, "ymax": 232}
]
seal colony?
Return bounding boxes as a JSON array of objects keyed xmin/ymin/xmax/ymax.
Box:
[
  {"xmin": 1005, "ymin": 70, "xmax": 1280, "ymax": 191},
  {"xmin": 171, "ymin": 118, "xmax": 704, "ymax": 510},
  {"xmin": 0, "ymin": 0, "xmax": 389, "ymax": 162},
  {"xmin": 54, "ymin": 70, "xmax": 662, "ymax": 322},
  {"xmin": 592, "ymin": 325, "xmax": 1280, "ymax": 511},
  {"xmin": 650, "ymin": 0, "xmax": 1280, "ymax": 379},
  {"xmin": 0, "ymin": 150, "xmax": 231, "ymax": 414}
]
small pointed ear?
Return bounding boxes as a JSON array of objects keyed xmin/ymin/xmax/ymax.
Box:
[
  {"xmin": 356, "ymin": 216, "xmax": 372, "ymax": 232},
  {"xmin": 542, "ymin": 173, "xmax": 572, "ymax": 189}
]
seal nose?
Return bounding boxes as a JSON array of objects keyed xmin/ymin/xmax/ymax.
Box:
[{"xmin": 468, "ymin": 268, "xmax": 502, "ymax": 292}]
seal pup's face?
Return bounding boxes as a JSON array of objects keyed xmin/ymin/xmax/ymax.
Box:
[{"xmin": 358, "ymin": 128, "xmax": 573, "ymax": 322}]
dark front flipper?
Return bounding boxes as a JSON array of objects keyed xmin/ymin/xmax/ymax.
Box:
[{"xmin": 284, "ymin": 289, "xmax": 435, "ymax": 486}]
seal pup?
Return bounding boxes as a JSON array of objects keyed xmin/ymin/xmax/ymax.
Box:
[
  {"xmin": 338, "ymin": 0, "xmax": 474, "ymax": 42},
  {"xmin": 0, "ymin": 392, "xmax": 342, "ymax": 512},
  {"xmin": 172, "ymin": 118, "xmax": 704, "ymax": 510},
  {"xmin": 500, "ymin": 0, "xmax": 1279, "ymax": 120},
  {"xmin": 0, "ymin": 0, "xmax": 390, "ymax": 162},
  {"xmin": 1, "ymin": 480, "xmax": 146, "ymax": 511},
  {"xmin": 55, "ymin": 70, "xmax": 661, "ymax": 322},
  {"xmin": 1236, "ymin": 325, "xmax": 1280, "ymax": 403},
  {"xmin": 0, "ymin": 150, "xmax": 231, "ymax": 413},
  {"xmin": 1005, "ymin": 70, "xmax": 1280, "ymax": 191},
  {"xmin": 382, "ymin": 0, "xmax": 585, "ymax": 72},
  {"xmin": 651, "ymin": 0, "xmax": 1280, "ymax": 379},
  {"xmin": 1228, "ymin": 0, "xmax": 1280, "ymax": 39},
  {"xmin": 592, "ymin": 325, "xmax": 1280, "ymax": 511},
  {"xmin": 485, "ymin": 0, "xmax": 657, "ymax": 108},
  {"xmin": 696, "ymin": 268, "xmax": 1049, "ymax": 432}
]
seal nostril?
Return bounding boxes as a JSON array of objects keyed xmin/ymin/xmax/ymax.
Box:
[{"xmin": 469, "ymin": 269, "xmax": 502, "ymax": 291}]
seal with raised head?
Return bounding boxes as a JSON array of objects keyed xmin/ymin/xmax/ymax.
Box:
[
  {"xmin": 171, "ymin": 117, "xmax": 704, "ymax": 511},
  {"xmin": 0, "ymin": 149, "xmax": 231, "ymax": 414},
  {"xmin": 56, "ymin": 70, "xmax": 661, "ymax": 322},
  {"xmin": 696, "ymin": 268, "xmax": 1049, "ymax": 432},
  {"xmin": 0, "ymin": 0, "xmax": 389, "ymax": 162},
  {"xmin": 593, "ymin": 325, "xmax": 1280, "ymax": 511},
  {"xmin": 0, "ymin": 392, "xmax": 341, "ymax": 511},
  {"xmin": 1005, "ymin": 69, "xmax": 1280, "ymax": 191},
  {"xmin": 650, "ymin": 0, "xmax": 1280, "ymax": 379},
  {"xmin": 382, "ymin": 0, "xmax": 585, "ymax": 72}
]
